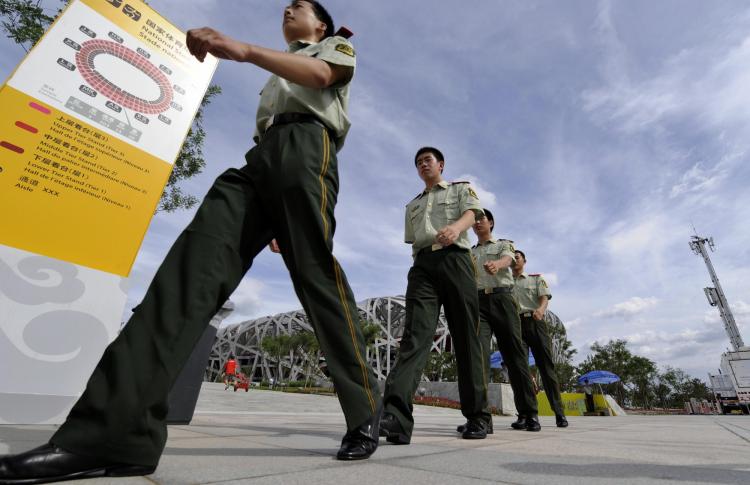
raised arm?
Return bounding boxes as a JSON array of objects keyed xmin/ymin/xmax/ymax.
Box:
[{"xmin": 186, "ymin": 28, "xmax": 349, "ymax": 88}]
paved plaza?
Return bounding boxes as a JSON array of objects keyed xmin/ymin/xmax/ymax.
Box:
[{"xmin": 1, "ymin": 382, "xmax": 749, "ymax": 484}]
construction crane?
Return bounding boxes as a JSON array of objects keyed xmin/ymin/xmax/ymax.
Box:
[
  {"xmin": 689, "ymin": 235, "xmax": 744, "ymax": 351},
  {"xmin": 691, "ymin": 234, "xmax": 750, "ymax": 414}
]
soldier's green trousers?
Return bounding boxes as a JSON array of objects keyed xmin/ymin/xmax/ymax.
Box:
[
  {"xmin": 383, "ymin": 247, "xmax": 489, "ymax": 437},
  {"xmin": 51, "ymin": 121, "xmax": 381, "ymax": 467},
  {"xmin": 478, "ymin": 292, "xmax": 538, "ymax": 417},
  {"xmin": 521, "ymin": 314, "xmax": 564, "ymax": 416}
]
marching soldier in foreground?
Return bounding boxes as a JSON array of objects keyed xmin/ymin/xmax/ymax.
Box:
[
  {"xmin": 513, "ymin": 250, "xmax": 569, "ymax": 428},
  {"xmin": 380, "ymin": 146, "xmax": 490, "ymax": 444},
  {"xmin": 461, "ymin": 209, "xmax": 540, "ymax": 432},
  {"xmin": 0, "ymin": 1, "xmax": 381, "ymax": 483}
]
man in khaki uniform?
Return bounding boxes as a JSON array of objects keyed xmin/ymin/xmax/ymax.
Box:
[
  {"xmin": 462, "ymin": 209, "xmax": 540, "ymax": 432},
  {"xmin": 379, "ymin": 147, "xmax": 490, "ymax": 444},
  {"xmin": 513, "ymin": 250, "xmax": 568, "ymax": 428},
  {"xmin": 0, "ymin": 2, "xmax": 381, "ymax": 483}
]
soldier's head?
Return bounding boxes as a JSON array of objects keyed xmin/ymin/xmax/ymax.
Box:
[
  {"xmin": 514, "ymin": 250, "xmax": 526, "ymax": 271},
  {"xmin": 472, "ymin": 208, "xmax": 493, "ymax": 237},
  {"xmin": 414, "ymin": 146, "xmax": 445, "ymax": 183},
  {"xmin": 283, "ymin": 1, "xmax": 334, "ymax": 43}
]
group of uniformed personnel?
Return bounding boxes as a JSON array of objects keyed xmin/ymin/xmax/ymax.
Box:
[
  {"xmin": 379, "ymin": 147, "xmax": 567, "ymax": 447},
  {"xmin": 0, "ymin": 1, "xmax": 566, "ymax": 483}
]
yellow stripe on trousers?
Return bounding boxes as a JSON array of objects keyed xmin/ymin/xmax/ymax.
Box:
[
  {"xmin": 318, "ymin": 130, "xmax": 331, "ymax": 241},
  {"xmin": 316, "ymin": 127, "xmax": 376, "ymax": 413},
  {"xmin": 333, "ymin": 259, "xmax": 376, "ymax": 413}
]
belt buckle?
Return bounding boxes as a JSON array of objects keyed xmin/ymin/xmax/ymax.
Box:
[
  {"xmin": 484, "ymin": 287, "xmax": 492, "ymax": 295},
  {"xmin": 431, "ymin": 243, "xmax": 442, "ymax": 251}
]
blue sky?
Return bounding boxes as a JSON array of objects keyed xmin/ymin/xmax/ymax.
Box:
[{"xmin": 3, "ymin": 0, "xmax": 750, "ymax": 378}]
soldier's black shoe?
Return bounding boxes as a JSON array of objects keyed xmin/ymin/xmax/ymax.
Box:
[
  {"xmin": 456, "ymin": 419, "xmax": 493, "ymax": 434},
  {"xmin": 337, "ymin": 405, "xmax": 381, "ymax": 460},
  {"xmin": 525, "ymin": 416, "xmax": 541, "ymax": 432},
  {"xmin": 510, "ymin": 415, "xmax": 526, "ymax": 430},
  {"xmin": 460, "ymin": 420, "xmax": 488, "ymax": 440},
  {"xmin": 556, "ymin": 414, "xmax": 569, "ymax": 428},
  {"xmin": 379, "ymin": 413, "xmax": 410, "ymax": 445},
  {"xmin": 0, "ymin": 443, "xmax": 155, "ymax": 484}
]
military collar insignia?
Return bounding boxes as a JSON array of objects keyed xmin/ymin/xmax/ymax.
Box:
[
  {"xmin": 418, "ymin": 180, "xmax": 449, "ymax": 198},
  {"xmin": 288, "ymin": 40, "xmax": 315, "ymax": 52}
]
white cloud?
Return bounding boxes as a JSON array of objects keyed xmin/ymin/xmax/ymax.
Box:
[
  {"xmin": 584, "ymin": 6, "xmax": 750, "ymax": 144},
  {"xmin": 703, "ymin": 300, "xmax": 750, "ymax": 330},
  {"xmin": 670, "ymin": 163, "xmax": 724, "ymax": 199},
  {"xmin": 454, "ymin": 173, "xmax": 497, "ymax": 208},
  {"xmin": 594, "ymin": 296, "xmax": 659, "ymax": 319},
  {"xmin": 544, "ymin": 272, "xmax": 559, "ymax": 287},
  {"xmin": 227, "ymin": 278, "xmax": 265, "ymax": 323}
]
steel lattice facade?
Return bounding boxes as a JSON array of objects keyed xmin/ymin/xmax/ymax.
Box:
[{"xmin": 206, "ymin": 296, "xmax": 568, "ymax": 383}]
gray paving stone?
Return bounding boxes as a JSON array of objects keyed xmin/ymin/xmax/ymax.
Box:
[{"xmin": 1, "ymin": 383, "xmax": 749, "ymax": 484}]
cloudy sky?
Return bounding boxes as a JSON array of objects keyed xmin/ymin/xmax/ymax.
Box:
[{"xmin": 2, "ymin": 0, "xmax": 749, "ymax": 378}]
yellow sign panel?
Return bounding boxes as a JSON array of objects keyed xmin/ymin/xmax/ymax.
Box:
[
  {"xmin": 0, "ymin": 0, "xmax": 217, "ymax": 276},
  {"xmin": 0, "ymin": 86, "xmax": 172, "ymax": 276}
]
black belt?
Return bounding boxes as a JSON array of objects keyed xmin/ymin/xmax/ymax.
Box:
[
  {"xmin": 267, "ymin": 112, "xmax": 329, "ymax": 132},
  {"xmin": 478, "ymin": 286, "xmax": 513, "ymax": 296},
  {"xmin": 416, "ymin": 244, "xmax": 464, "ymax": 257}
]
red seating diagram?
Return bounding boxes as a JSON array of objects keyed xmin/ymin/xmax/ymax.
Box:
[{"xmin": 75, "ymin": 39, "xmax": 173, "ymax": 114}]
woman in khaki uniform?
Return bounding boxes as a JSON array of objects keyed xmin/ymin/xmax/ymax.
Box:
[{"xmin": 0, "ymin": 2, "xmax": 381, "ymax": 483}]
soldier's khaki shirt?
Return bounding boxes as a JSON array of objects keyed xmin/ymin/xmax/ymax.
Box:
[
  {"xmin": 471, "ymin": 238, "xmax": 516, "ymax": 289},
  {"xmin": 255, "ymin": 36, "xmax": 356, "ymax": 150},
  {"xmin": 513, "ymin": 272, "xmax": 552, "ymax": 312},
  {"xmin": 404, "ymin": 181, "xmax": 483, "ymax": 258}
]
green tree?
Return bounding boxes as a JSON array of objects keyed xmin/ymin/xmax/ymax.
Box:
[
  {"xmin": 0, "ymin": 0, "xmax": 58, "ymax": 49},
  {"xmin": 577, "ymin": 339, "xmax": 659, "ymax": 408},
  {"xmin": 628, "ymin": 355, "xmax": 658, "ymax": 409},
  {"xmin": 423, "ymin": 351, "xmax": 458, "ymax": 382},
  {"xmin": 0, "ymin": 0, "xmax": 221, "ymax": 212},
  {"xmin": 290, "ymin": 330, "xmax": 320, "ymax": 388},
  {"xmin": 655, "ymin": 367, "xmax": 712, "ymax": 408},
  {"xmin": 260, "ymin": 334, "xmax": 294, "ymax": 386},
  {"xmin": 359, "ymin": 320, "xmax": 382, "ymax": 364}
]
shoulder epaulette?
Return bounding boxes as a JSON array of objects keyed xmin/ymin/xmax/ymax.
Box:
[
  {"xmin": 497, "ymin": 238, "xmax": 515, "ymax": 243},
  {"xmin": 334, "ymin": 26, "xmax": 354, "ymax": 39},
  {"xmin": 529, "ymin": 273, "xmax": 542, "ymax": 277},
  {"xmin": 451, "ymin": 180, "xmax": 470, "ymax": 184}
]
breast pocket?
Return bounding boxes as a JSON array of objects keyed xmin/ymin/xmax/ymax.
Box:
[
  {"xmin": 485, "ymin": 247, "xmax": 500, "ymax": 260},
  {"xmin": 409, "ymin": 205, "xmax": 424, "ymax": 224},
  {"xmin": 522, "ymin": 284, "xmax": 537, "ymax": 300},
  {"xmin": 441, "ymin": 196, "xmax": 460, "ymax": 223}
]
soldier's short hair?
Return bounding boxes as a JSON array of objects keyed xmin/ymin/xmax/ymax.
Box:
[
  {"xmin": 296, "ymin": 0, "xmax": 334, "ymax": 40},
  {"xmin": 481, "ymin": 208, "xmax": 494, "ymax": 230},
  {"xmin": 515, "ymin": 249, "xmax": 526, "ymax": 261},
  {"xmin": 414, "ymin": 146, "xmax": 444, "ymax": 164}
]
